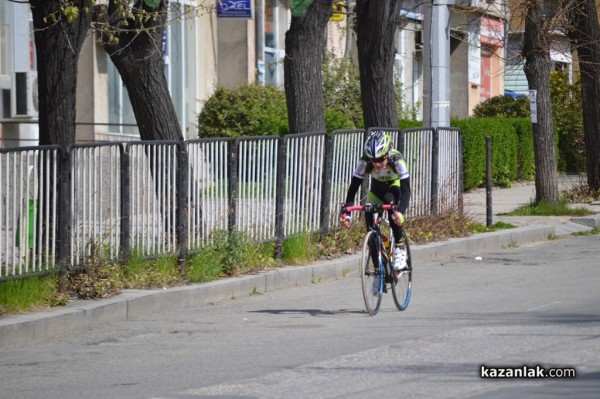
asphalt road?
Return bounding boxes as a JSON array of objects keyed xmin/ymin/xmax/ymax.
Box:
[{"xmin": 1, "ymin": 234, "xmax": 599, "ymax": 399}]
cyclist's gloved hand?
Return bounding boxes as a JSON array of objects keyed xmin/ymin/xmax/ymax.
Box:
[
  {"xmin": 392, "ymin": 211, "xmax": 405, "ymax": 226},
  {"xmin": 339, "ymin": 205, "xmax": 352, "ymax": 229}
]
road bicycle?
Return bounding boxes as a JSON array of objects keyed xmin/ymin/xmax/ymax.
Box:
[{"xmin": 342, "ymin": 203, "xmax": 412, "ymax": 315}]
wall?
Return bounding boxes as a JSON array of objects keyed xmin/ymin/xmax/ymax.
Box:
[
  {"xmin": 450, "ymin": 34, "xmax": 470, "ymax": 119},
  {"xmin": 195, "ymin": 11, "xmax": 219, "ymax": 136},
  {"xmin": 217, "ymin": 18, "xmax": 255, "ymax": 88},
  {"xmin": 76, "ymin": 36, "xmax": 109, "ymax": 143}
]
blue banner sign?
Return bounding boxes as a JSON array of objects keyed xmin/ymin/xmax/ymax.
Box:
[{"xmin": 217, "ymin": 0, "xmax": 253, "ymax": 18}]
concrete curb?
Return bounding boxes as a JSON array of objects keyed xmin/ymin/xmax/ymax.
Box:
[
  {"xmin": 411, "ymin": 224, "xmax": 554, "ymax": 263},
  {"xmin": 0, "ymin": 222, "xmax": 590, "ymax": 349},
  {"xmin": 571, "ymin": 214, "xmax": 600, "ymax": 229}
]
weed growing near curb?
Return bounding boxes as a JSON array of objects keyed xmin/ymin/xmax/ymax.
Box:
[
  {"xmin": 282, "ymin": 233, "xmax": 319, "ymax": 264},
  {"xmin": 0, "ymin": 275, "xmax": 65, "ymax": 315},
  {"xmin": 501, "ymin": 199, "xmax": 592, "ymax": 217},
  {"xmin": 186, "ymin": 230, "xmax": 277, "ymax": 282}
]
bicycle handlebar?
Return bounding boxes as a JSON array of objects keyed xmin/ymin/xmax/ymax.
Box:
[
  {"xmin": 343, "ymin": 203, "xmax": 396, "ymax": 213},
  {"xmin": 340, "ymin": 203, "xmax": 403, "ymax": 229}
]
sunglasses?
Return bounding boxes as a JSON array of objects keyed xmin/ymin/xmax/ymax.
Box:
[{"xmin": 371, "ymin": 156, "xmax": 386, "ymax": 164}]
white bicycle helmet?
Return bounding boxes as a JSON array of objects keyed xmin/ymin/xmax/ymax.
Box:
[{"xmin": 364, "ymin": 131, "xmax": 392, "ymax": 159}]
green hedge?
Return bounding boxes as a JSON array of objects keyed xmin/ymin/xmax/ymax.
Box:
[
  {"xmin": 198, "ymin": 84, "xmax": 355, "ymax": 138},
  {"xmin": 512, "ymin": 118, "xmax": 535, "ymax": 181},
  {"xmin": 452, "ymin": 117, "xmax": 535, "ymax": 190},
  {"xmin": 399, "ymin": 119, "xmax": 423, "ymax": 129}
]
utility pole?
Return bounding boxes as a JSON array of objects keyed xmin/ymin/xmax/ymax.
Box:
[{"xmin": 422, "ymin": 0, "xmax": 451, "ymax": 128}]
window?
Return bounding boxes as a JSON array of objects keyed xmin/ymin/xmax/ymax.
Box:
[{"xmin": 108, "ymin": 2, "xmax": 197, "ymax": 138}]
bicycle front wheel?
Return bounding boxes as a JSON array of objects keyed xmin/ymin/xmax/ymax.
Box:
[
  {"xmin": 391, "ymin": 230, "xmax": 412, "ymax": 311},
  {"xmin": 360, "ymin": 230, "xmax": 382, "ymax": 315}
]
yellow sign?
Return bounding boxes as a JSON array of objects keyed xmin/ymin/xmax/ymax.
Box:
[{"xmin": 330, "ymin": 1, "xmax": 346, "ymax": 22}]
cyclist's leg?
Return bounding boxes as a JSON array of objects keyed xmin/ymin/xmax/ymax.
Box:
[
  {"xmin": 365, "ymin": 191, "xmax": 384, "ymax": 263},
  {"xmin": 386, "ymin": 184, "xmax": 408, "ymax": 272},
  {"xmin": 385, "ymin": 185, "xmax": 405, "ymax": 245}
]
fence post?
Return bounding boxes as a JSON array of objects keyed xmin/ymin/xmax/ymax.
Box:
[
  {"xmin": 398, "ymin": 128, "xmax": 405, "ymax": 155},
  {"xmin": 274, "ymin": 137, "xmax": 286, "ymax": 260},
  {"xmin": 119, "ymin": 145, "xmax": 130, "ymax": 261},
  {"xmin": 458, "ymin": 130, "xmax": 464, "ymax": 214},
  {"xmin": 228, "ymin": 140, "xmax": 238, "ymax": 233},
  {"xmin": 486, "ymin": 136, "xmax": 492, "ymax": 227},
  {"xmin": 56, "ymin": 147, "xmax": 71, "ymax": 291},
  {"xmin": 319, "ymin": 133, "xmax": 334, "ymax": 234},
  {"xmin": 431, "ymin": 128, "xmax": 440, "ymax": 216},
  {"xmin": 177, "ymin": 143, "xmax": 189, "ymax": 271}
]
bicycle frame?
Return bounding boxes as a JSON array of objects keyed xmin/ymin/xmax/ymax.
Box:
[
  {"xmin": 346, "ymin": 203, "xmax": 395, "ymax": 288},
  {"xmin": 343, "ymin": 203, "xmax": 412, "ymax": 315}
]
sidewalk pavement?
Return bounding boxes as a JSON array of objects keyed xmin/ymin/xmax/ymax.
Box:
[{"xmin": 2, "ymin": 177, "xmax": 599, "ymax": 349}]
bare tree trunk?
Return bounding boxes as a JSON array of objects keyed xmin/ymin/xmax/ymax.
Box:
[
  {"xmin": 95, "ymin": 0, "xmax": 182, "ymax": 141},
  {"xmin": 30, "ymin": 1, "xmax": 94, "ymax": 278},
  {"xmin": 523, "ymin": 0, "xmax": 559, "ymax": 205},
  {"xmin": 564, "ymin": 0, "xmax": 600, "ymax": 191},
  {"xmin": 284, "ymin": 0, "xmax": 333, "ymax": 134},
  {"xmin": 355, "ymin": 0, "xmax": 403, "ymax": 129},
  {"xmin": 30, "ymin": 0, "xmax": 94, "ymax": 148}
]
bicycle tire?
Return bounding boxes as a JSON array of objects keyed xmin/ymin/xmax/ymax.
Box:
[
  {"xmin": 360, "ymin": 230, "xmax": 383, "ymax": 315},
  {"xmin": 391, "ymin": 230, "xmax": 412, "ymax": 311}
]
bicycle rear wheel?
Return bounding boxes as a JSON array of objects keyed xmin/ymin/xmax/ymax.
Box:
[
  {"xmin": 360, "ymin": 230, "xmax": 383, "ymax": 315},
  {"xmin": 391, "ymin": 230, "xmax": 412, "ymax": 311}
]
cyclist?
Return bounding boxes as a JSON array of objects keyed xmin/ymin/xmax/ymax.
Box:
[{"xmin": 340, "ymin": 130, "xmax": 411, "ymax": 271}]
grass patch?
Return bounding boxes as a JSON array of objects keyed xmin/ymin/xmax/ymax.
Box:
[
  {"xmin": 501, "ymin": 183, "xmax": 599, "ymax": 217},
  {"xmin": 469, "ymin": 220, "xmax": 515, "ymax": 234},
  {"xmin": 185, "ymin": 251, "xmax": 223, "ymax": 283},
  {"xmin": 314, "ymin": 222, "xmax": 365, "ymax": 259},
  {"xmin": 282, "ymin": 232, "xmax": 319, "ymax": 264},
  {"xmin": 0, "ymin": 275, "xmax": 66, "ymax": 315},
  {"xmin": 186, "ymin": 230, "xmax": 277, "ymax": 281},
  {"xmin": 122, "ymin": 253, "xmax": 182, "ymax": 289},
  {"xmin": 501, "ymin": 199, "xmax": 592, "ymax": 217}
]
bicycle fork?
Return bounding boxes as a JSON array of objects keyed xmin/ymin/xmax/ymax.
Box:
[
  {"xmin": 369, "ymin": 235, "xmax": 389, "ymax": 294},
  {"xmin": 379, "ymin": 249, "xmax": 390, "ymax": 294},
  {"xmin": 378, "ymin": 258, "xmax": 387, "ymax": 294}
]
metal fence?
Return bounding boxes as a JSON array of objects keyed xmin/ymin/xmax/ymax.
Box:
[
  {"xmin": 1, "ymin": 146, "xmax": 60, "ymax": 278},
  {"xmin": 0, "ymin": 127, "xmax": 462, "ymax": 280},
  {"xmin": 69, "ymin": 143, "xmax": 122, "ymax": 267},
  {"xmin": 186, "ymin": 138, "xmax": 230, "ymax": 248},
  {"xmin": 127, "ymin": 141, "xmax": 179, "ymax": 257}
]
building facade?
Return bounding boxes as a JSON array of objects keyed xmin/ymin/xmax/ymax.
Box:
[
  {"xmin": 1, "ymin": 0, "xmax": 564, "ymax": 147},
  {"xmin": 504, "ymin": 0, "xmax": 573, "ymax": 95}
]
